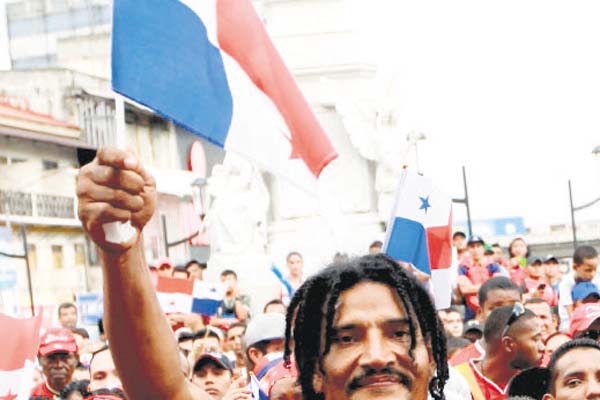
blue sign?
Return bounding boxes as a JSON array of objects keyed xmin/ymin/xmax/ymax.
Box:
[
  {"xmin": 77, "ymin": 293, "xmax": 103, "ymax": 325},
  {"xmin": 455, "ymin": 217, "xmax": 526, "ymax": 238}
]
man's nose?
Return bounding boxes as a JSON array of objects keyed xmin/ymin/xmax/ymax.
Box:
[
  {"xmin": 359, "ymin": 330, "xmax": 396, "ymax": 368},
  {"xmin": 586, "ymin": 378, "xmax": 600, "ymax": 398}
]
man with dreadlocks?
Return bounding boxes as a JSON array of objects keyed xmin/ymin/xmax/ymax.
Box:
[{"xmin": 283, "ymin": 254, "xmax": 450, "ymax": 400}]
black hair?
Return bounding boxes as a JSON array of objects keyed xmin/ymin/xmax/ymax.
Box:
[
  {"xmin": 573, "ymin": 245, "xmax": 599, "ymax": 265},
  {"xmin": 478, "ymin": 276, "xmax": 520, "ymax": 308},
  {"xmin": 193, "ymin": 328, "xmax": 222, "ymax": 343},
  {"xmin": 546, "ymin": 338, "xmax": 600, "ymax": 395},
  {"xmin": 263, "ymin": 298, "xmax": 286, "ymax": 313},
  {"xmin": 369, "ymin": 240, "xmax": 383, "ymax": 249},
  {"xmin": 60, "ymin": 379, "xmax": 91, "ymax": 398},
  {"xmin": 452, "ymin": 231, "xmax": 466, "ymax": 239},
  {"xmin": 483, "ymin": 305, "xmax": 536, "ymax": 346},
  {"xmin": 283, "ymin": 253, "xmax": 448, "ymax": 400},
  {"xmin": 220, "ymin": 269, "xmax": 237, "ymax": 279},
  {"xmin": 508, "ymin": 237, "xmax": 530, "ymax": 258},
  {"xmin": 98, "ymin": 318, "xmax": 104, "ymax": 335},
  {"xmin": 442, "ymin": 306, "xmax": 461, "ymax": 316},
  {"xmin": 185, "ymin": 259, "xmax": 206, "ymax": 270},
  {"xmin": 70, "ymin": 326, "xmax": 90, "ymax": 339},
  {"xmin": 58, "ymin": 302, "xmax": 77, "ymax": 316}
]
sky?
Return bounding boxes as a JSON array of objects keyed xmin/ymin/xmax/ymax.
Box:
[
  {"xmin": 352, "ymin": 0, "xmax": 600, "ymax": 227},
  {"xmin": 0, "ymin": 0, "xmax": 597, "ymax": 228}
]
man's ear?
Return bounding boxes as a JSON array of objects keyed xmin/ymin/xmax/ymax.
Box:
[
  {"xmin": 501, "ymin": 336, "xmax": 515, "ymax": 353},
  {"xmin": 247, "ymin": 348, "xmax": 262, "ymax": 365},
  {"xmin": 542, "ymin": 394, "xmax": 555, "ymax": 400}
]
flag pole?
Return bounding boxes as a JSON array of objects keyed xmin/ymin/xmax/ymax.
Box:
[
  {"xmin": 382, "ymin": 167, "xmax": 408, "ymax": 254},
  {"xmin": 102, "ymin": 93, "xmax": 136, "ymax": 244}
]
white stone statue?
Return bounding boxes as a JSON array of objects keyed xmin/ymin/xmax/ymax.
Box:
[
  {"xmin": 203, "ymin": 152, "xmax": 270, "ymax": 258},
  {"xmin": 336, "ymin": 94, "xmax": 411, "ymax": 222}
]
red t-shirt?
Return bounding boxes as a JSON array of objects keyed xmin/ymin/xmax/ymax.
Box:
[
  {"xmin": 509, "ymin": 265, "xmax": 528, "ymax": 287},
  {"xmin": 449, "ymin": 341, "xmax": 485, "ymax": 366},
  {"xmin": 30, "ymin": 382, "xmax": 59, "ymax": 399},
  {"xmin": 456, "ymin": 360, "xmax": 507, "ymax": 400}
]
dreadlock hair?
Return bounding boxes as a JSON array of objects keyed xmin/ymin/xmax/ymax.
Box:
[{"xmin": 283, "ymin": 253, "xmax": 448, "ymax": 400}]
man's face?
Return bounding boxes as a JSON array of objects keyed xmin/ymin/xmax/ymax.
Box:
[
  {"xmin": 58, "ymin": 306, "xmax": 78, "ymax": 328},
  {"xmin": 89, "ymin": 349, "xmax": 122, "ymax": 391},
  {"xmin": 574, "ymin": 257, "xmax": 598, "ymax": 282},
  {"xmin": 545, "ymin": 261, "xmax": 561, "ymax": 280},
  {"xmin": 444, "ymin": 312, "xmax": 463, "ymax": 338},
  {"xmin": 225, "ymin": 326, "xmax": 245, "ymax": 354},
  {"xmin": 315, "ymin": 281, "xmax": 433, "ymax": 400},
  {"xmin": 543, "ymin": 348, "xmax": 600, "ymax": 400},
  {"xmin": 453, "ymin": 235, "xmax": 467, "ymax": 251},
  {"xmin": 187, "ymin": 263, "xmax": 204, "ymax": 280},
  {"xmin": 480, "ymin": 289, "xmax": 522, "ymax": 323},
  {"xmin": 507, "ymin": 316, "xmax": 545, "ymax": 370},
  {"xmin": 525, "ymin": 302, "xmax": 556, "ymax": 341},
  {"xmin": 220, "ymin": 274, "xmax": 237, "ymax": 294},
  {"xmin": 39, "ymin": 351, "xmax": 78, "ymax": 391},
  {"xmin": 468, "ymin": 242, "xmax": 485, "ymax": 261},
  {"xmin": 270, "ymin": 377, "xmax": 303, "ymax": 400},
  {"xmin": 545, "ymin": 334, "xmax": 571, "ymax": 358},
  {"xmin": 192, "ymin": 362, "xmax": 233, "ymax": 399},
  {"xmin": 527, "ymin": 262, "xmax": 545, "ymax": 279},
  {"xmin": 286, "ymin": 255, "xmax": 303, "ymax": 277}
]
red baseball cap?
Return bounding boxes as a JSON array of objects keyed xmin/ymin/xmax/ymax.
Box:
[
  {"xmin": 266, "ymin": 358, "xmax": 299, "ymax": 396},
  {"xmin": 38, "ymin": 327, "xmax": 78, "ymax": 356},
  {"xmin": 570, "ymin": 303, "xmax": 600, "ymax": 337}
]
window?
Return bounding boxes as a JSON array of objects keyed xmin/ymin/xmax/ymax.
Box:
[
  {"xmin": 27, "ymin": 244, "xmax": 37, "ymax": 271},
  {"xmin": 51, "ymin": 245, "xmax": 63, "ymax": 269},
  {"xmin": 11, "ymin": 157, "xmax": 27, "ymax": 164},
  {"xmin": 74, "ymin": 243, "xmax": 85, "ymax": 266},
  {"xmin": 0, "ymin": 156, "xmax": 7, "ymax": 165}
]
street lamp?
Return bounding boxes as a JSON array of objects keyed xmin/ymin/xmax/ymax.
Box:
[
  {"xmin": 568, "ymin": 145, "xmax": 600, "ymax": 250},
  {"xmin": 406, "ymin": 131, "xmax": 426, "ymax": 174}
]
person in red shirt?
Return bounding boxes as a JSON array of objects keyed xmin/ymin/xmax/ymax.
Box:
[
  {"xmin": 507, "ymin": 237, "xmax": 529, "ymax": 287},
  {"xmin": 455, "ymin": 303, "xmax": 545, "ymax": 400},
  {"xmin": 450, "ymin": 277, "xmax": 522, "ymax": 366},
  {"xmin": 457, "ymin": 235, "xmax": 504, "ymax": 314},
  {"xmin": 30, "ymin": 327, "xmax": 79, "ymax": 399}
]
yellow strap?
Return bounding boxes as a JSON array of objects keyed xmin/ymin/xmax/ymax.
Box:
[{"xmin": 455, "ymin": 363, "xmax": 486, "ymax": 400}]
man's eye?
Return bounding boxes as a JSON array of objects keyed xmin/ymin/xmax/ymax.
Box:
[
  {"xmin": 333, "ymin": 333, "xmax": 356, "ymax": 344},
  {"xmin": 566, "ymin": 379, "xmax": 581, "ymax": 388},
  {"xmin": 393, "ymin": 330, "xmax": 410, "ymax": 341}
]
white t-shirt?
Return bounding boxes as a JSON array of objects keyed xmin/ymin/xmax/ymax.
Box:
[{"xmin": 558, "ymin": 272, "xmax": 600, "ymax": 331}]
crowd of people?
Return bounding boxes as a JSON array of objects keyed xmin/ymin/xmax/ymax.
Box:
[{"xmin": 24, "ymin": 146, "xmax": 600, "ymax": 400}]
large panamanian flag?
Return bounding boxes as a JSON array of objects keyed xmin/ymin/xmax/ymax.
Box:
[
  {"xmin": 155, "ymin": 276, "xmax": 226, "ymax": 316},
  {"xmin": 112, "ymin": 0, "xmax": 338, "ymax": 190},
  {"xmin": 0, "ymin": 312, "xmax": 43, "ymax": 400},
  {"xmin": 383, "ymin": 171, "xmax": 453, "ymax": 309}
]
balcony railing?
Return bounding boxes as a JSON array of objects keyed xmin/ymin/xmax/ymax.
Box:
[{"xmin": 0, "ymin": 190, "xmax": 75, "ymax": 219}]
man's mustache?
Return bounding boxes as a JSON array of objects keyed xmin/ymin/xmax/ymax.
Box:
[{"xmin": 347, "ymin": 366, "xmax": 412, "ymax": 394}]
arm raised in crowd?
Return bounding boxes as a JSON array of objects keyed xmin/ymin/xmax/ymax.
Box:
[{"xmin": 77, "ymin": 147, "xmax": 208, "ymax": 400}]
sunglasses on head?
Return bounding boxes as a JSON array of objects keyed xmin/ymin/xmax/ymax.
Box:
[
  {"xmin": 502, "ymin": 302, "xmax": 525, "ymax": 337},
  {"xmin": 580, "ymin": 330, "xmax": 600, "ymax": 341}
]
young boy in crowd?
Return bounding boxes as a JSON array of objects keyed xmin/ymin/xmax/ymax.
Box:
[{"xmin": 558, "ymin": 245, "xmax": 599, "ymax": 331}]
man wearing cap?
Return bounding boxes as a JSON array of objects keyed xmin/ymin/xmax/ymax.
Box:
[
  {"xmin": 463, "ymin": 320, "xmax": 484, "ymax": 343},
  {"xmin": 191, "ymin": 352, "xmax": 239, "ymax": 399},
  {"xmin": 457, "ymin": 235, "xmax": 505, "ymax": 315},
  {"xmin": 243, "ymin": 313, "xmax": 286, "ymax": 377},
  {"xmin": 571, "ymin": 281, "xmax": 600, "ymax": 309},
  {"xmin": 543, "ymin": 255, "xmax": 563, "ymax": 292},
  {"xmin": 31, "ymin": 327, "xmax": 79, "ymax": 399}
]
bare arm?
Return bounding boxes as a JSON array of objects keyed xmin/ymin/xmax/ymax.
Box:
[{"xmin": 78, "ymin": 147, "xmax": 206, "ymax": 400}]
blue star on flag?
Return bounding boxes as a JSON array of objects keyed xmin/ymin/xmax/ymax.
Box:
[{"xmin": 419, "ymin": 196, "xmax": 431, "ymax": 213}]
